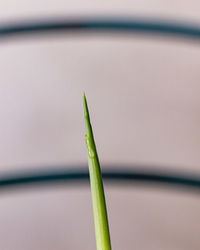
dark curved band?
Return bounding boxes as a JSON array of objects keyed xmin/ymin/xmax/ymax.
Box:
[
  {"xmin": 1, "ymin": 18, "xmax": 200, "ymax": 41},
  {"xmin": 1, "ymin": 166, "xmax": 200, "ymax": 193}
]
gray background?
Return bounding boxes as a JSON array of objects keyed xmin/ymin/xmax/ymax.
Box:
[{"xmin": 0, "ymin": 0, "xmax": 200, "ymax": 249}]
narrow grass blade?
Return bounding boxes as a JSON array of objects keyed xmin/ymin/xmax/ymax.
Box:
[{"xmin": 83, "ymin": 93, "xmax": 112, "ymax": 250}]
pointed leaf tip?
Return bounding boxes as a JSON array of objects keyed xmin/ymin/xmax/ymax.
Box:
[{"xmin": 83, "ymin": 92, "xmax": 89, "ymax": 119}]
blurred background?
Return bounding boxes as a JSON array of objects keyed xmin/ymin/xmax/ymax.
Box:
[{"xmin": 1, "ymin": 0, "xmax": 200, "ymax": 249}]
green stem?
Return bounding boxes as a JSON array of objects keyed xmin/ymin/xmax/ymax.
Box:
[{"xmin": 83, "ymin": 93, "xmax": 112, "ymax": 250}]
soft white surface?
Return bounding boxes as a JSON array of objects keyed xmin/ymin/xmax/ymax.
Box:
[{"xmin": 0, "ymin": 1, "xmax": 200, "ymax": 249}]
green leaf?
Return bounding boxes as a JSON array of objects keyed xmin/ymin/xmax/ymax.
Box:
[{"xmin": 83, "ymin": 93, "xmax": 112, "ymax": 250}]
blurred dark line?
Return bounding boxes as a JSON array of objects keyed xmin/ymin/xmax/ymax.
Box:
[
  {"xmin": 1, "ymin": 166, "xmax": 200, "ymax": 193},
  {"xmin": 1, "ymin": 18, "xmax": 200, "ymax": 41}
]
